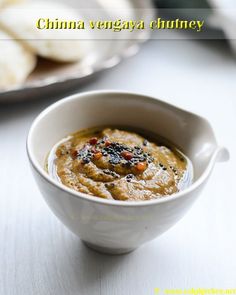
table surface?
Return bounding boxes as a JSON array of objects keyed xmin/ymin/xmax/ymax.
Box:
[{"xmin": 1, "ymin": 37, "xmax": 236, "ymax": 295}]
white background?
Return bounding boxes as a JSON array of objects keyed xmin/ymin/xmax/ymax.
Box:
[{"xmin": 0, "ymin": 36, "xmax": 236, "ymax": 294}]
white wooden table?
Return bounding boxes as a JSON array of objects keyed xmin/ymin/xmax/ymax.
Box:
[{"xmin": 1, "ymin": 38, "xmax": 236, "ymax": 294}]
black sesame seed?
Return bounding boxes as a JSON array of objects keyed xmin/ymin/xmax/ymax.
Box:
[
  {"xmin": 109, "ymin": 157, "xmax": 120, "ymax": 165},
  {"xmin": 139, "ymin": 157, "xmax": 145, "ymax": 162},
  {"xmin": 103, "ymin": 169, "xmax": 110, "ymax": 174},
  {"xmin": 143, "ymin": 139, "xmax": 148, "ymax": 146},
  {"xmin": 82, "ymin": 157, "xmax": 90, "ymax": 164},
  {"xmin": 116, "ymin": 147, "xmax": 123, "ymax": 152}
]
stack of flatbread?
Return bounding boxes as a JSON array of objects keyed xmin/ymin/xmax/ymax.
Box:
[{"xmin": 0, "ymin": 0, "xmax": 90, "ymax": 90}]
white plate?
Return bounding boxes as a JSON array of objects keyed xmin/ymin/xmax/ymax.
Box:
[{"xmin": 0, "ymin": 0, "xmax": 154, "ymax": 102}]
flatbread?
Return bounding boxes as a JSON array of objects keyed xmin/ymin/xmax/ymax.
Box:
[
  {"xmin": 0, "ymin": 0, "xmax": 26, "ymax": 8},
  {"xmin": 0, "ymin": 1, "xmax": 91, "ymax": 62},
  {"xmin": 0, "ymin": 30, "xmax": 36, "ymax": 90}
]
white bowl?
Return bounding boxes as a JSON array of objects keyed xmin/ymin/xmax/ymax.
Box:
[{"xmin": 27, "ymin": 90, "xmax": 229, "ymax": 254}]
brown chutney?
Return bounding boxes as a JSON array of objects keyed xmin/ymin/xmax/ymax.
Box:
[{"xmin": 46, "ymin": 128, "xmax": 193, "ymax": 201}]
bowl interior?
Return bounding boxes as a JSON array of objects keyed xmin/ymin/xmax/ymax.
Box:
[{"xmin": 29, "ymin": 92, "xmax": 218, "ymax": 181}]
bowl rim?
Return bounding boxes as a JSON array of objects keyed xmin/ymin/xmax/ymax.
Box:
[{"xmin": 26, "ymin": 89, "xmax": 220, "ymax": 207}]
